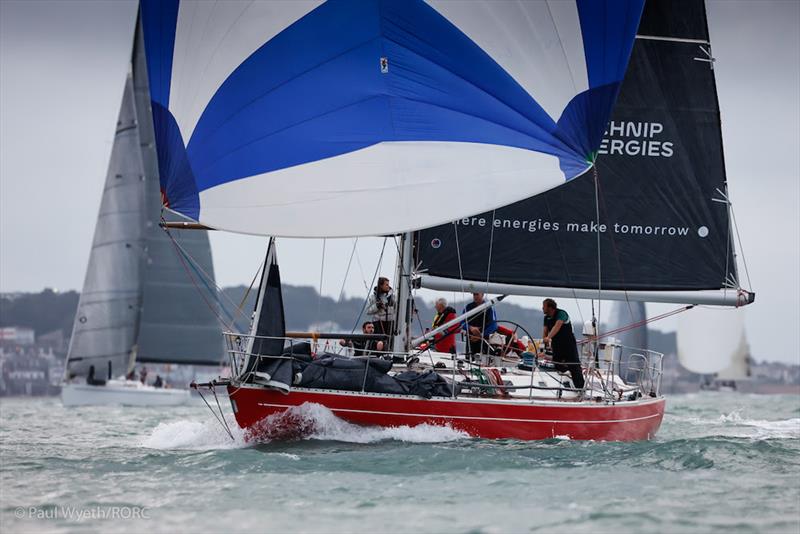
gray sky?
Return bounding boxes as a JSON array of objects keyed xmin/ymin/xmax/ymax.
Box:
[{"xmin": 0, "ymin": 1, "xmax": 798, "ymax": 364}]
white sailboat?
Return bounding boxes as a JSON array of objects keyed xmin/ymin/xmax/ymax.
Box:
[
  {"xmin": 678, "ymin": 307, "xmax": 751, "ymax": 391},
  {"xmin": 62, "ymin": 25, "xmax": 225, "ymax": 407}
]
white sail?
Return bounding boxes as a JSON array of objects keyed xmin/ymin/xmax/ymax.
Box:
[
  {"xmin": 677, "ymin": 307, "xmax": 748, "ymax": 375},
  {"xmin": 714, "ymin": 329, "xmax": 751, "ymax": 381}
]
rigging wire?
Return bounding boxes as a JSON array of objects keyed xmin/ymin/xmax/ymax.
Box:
[
  {"xmin": 163, "ymin": 225, "xmax": 233, "ymax": 331},
  {"xmin": 353, "ymin": 243, "xmax": 370, "ymax": 292},
  {"xmin": 592, "ymin": 164, "xmax": 603, "ymax": 367},
  {"xmin": 478, "ymin": 209, "xmax": 499, "ymax": 349},
  {"xmin": 452, "ymin": 222, "xmax": 467, "ymax": 350},
  {"xmin": 236, "ymin": 255, "xmax": 266, "ymax": 318},
  {"xmin": 349, "ymin": 237, "xmax": 388, "ymax": 335},
  {"xmin": 161, "ymin": 223, "xmax": 248, "ymax": 324},
  {"xmin": 336, "ymin": 238, "xmax": 359, "ymax": 305},
  {"xmin": 593, "ymin": 168, "xmax": 636, "ymax": 322}
]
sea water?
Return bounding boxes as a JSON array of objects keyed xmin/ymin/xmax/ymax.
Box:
[{"xmin": 1, "ymin": 393, "xmax": 798, "ymax": 533}]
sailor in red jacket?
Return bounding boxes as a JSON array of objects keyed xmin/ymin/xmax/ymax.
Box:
[{"xmin": 429, "ymin": 297, "xmax": 460, "ymax": 354}]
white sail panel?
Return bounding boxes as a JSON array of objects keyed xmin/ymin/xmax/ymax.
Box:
[
  {"xmin": 198, "ymin": 141, "xmax": 564, "ymax": 238},
  {"xmin": 169, "ymin": 0, "xmax": 322, "ymax": 144},
  {"xmin": 677, "ymin": 307, "xmax": 747, "ymax": 375},
  {"xmin": 141, "ymin": 0, "xmax": 644, "ymax": 237},
  {"xmin": 427, "ymin": 0, "xmax": 589, "ymax": 121},
  {"xmin": 715, "ymin": 330, "xmax": 751, "ymax": 381}
]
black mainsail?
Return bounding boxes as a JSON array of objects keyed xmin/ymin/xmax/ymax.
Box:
[{"xmin": 416, "ymin": 0, "xmax": 751, "ymax": 306}]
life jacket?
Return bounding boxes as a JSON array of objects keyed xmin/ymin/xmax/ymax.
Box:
[{"xmin": 432, "ymin": 306, "xmax": 458, "ymax": 353}]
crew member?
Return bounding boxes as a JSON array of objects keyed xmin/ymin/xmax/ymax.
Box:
[
  {"xmin": 541, "ymin": 298, "xmax": 585, "ymax": 390},
  {"xmin": 427, "ymin": 298, "xmax": 459, "ymax": 353},
  {"xmin": 463, "ymin": 292, "xmax": 497, "ymax": 355},
  {"xmin": 340, "ymin": 321, "xmax": 385, "ymax": 357},
  {"xmin": 366, "ymin": 277, "xmax": 395, "ymax": 345}
]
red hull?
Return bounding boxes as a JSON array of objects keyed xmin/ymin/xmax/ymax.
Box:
[{"xmin": 228, "ymin": 386, "xmax": 665, "ymax": 441}]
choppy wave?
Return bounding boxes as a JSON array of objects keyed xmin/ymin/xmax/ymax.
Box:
[
  {"xmin": 667, "ymin": 408, "xmax": 800, "ymax": 440},
  {"xmin": 4, "ymin": 396, "xmax": 799, "ymax": 534},
  {"xmin": 737, "ymin": 418, "xmax": 800, "ymax": 439}
]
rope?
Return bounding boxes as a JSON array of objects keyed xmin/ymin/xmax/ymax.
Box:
[
  {"xmin": 162, "ymin": 223, "xmax": 247, "ymax": 324},
  {"xmin": 576, "ymin": 304, "xmax": 694, "ymax": 345},
  {"xmin": 163, "ymin": 225, "xmax": 233, "ymax": 331}
]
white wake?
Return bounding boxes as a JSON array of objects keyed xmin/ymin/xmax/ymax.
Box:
[
  {"xmin": 140, "ymin": 403, "xmax": 467, "ymax": 449},
  {"xmin": 293, "ymin": 403, "xmax": 468, "ymax": 444},
  {"xmin": 140, "ymin": 419, "xmax": 246, "ymax": 450}
]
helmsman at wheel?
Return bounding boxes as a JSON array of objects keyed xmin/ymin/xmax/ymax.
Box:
[{"xmin": 541, "ymin": 299, "xmax": 585, "ymax": 390}]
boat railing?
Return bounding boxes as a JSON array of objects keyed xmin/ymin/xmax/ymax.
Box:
[
  {"xmin": 580, "ymin": 342, "xmax": 664, "ymax": 399},
  {"xmin": 222, "ymin": 332, "xmax": 664, "ymax": 401},
  {"xmin": 222, "ymin": 331, "xmax": 401, "ymax": 379}
]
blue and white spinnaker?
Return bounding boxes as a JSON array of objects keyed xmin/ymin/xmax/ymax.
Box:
[{"xmin": 140, "ymin": 0, "xmax": 644, "ymax": 237}]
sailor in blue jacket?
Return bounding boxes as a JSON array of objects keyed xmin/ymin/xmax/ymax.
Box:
[{"xmin": 463, "ymin": 292, "xmax": 497, "ymax": 354}]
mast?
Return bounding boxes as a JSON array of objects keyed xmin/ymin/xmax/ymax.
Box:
[{"xmin": 393, "ymin": 233, "xmax": 414, "ymax": 353}]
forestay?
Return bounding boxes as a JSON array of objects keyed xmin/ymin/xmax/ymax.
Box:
[{"xmin": 139, "ymin": 0, "xmax": 644, "ymax": 237}]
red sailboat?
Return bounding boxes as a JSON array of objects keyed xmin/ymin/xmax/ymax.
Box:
[{"xmin": 134, "ymin": 0, "xmax": 753, "ymax": 441}]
